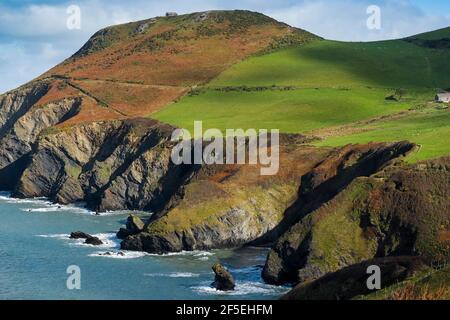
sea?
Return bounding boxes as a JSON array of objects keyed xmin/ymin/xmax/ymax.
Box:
[{"xmin": 0, "ymin": 192, "xmax": 289, "ymax": 300}]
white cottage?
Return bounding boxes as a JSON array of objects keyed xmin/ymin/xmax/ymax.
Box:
[{"xmin": 436, "ymin": 93, "xmax": 450, "ymax": 103}]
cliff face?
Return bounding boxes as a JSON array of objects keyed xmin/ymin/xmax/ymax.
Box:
[
  {"xmin": 0, "ymin": 81, "xmax": 83, "ymax": 190},
  {"xmin": 263, "ymin": 157, "xmax": 450, "ymax": 285},
  {"xmin": 120, "ymin": 142, "xmax": 416, "ymax": 254},
  {"xmin": 13, "ymin": 118, "xmax": 194, "ymax": 213}
]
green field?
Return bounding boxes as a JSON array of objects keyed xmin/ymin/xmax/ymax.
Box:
[
  {"xmin": 316, "ymin": 107, "xmax": 450, "ymax": 162},
  {"xmin": 154, "ymin": 87, "xmax": 430, "ymax": 134},
  {"xmin": 152, "ymin": 28, "xmax": 450, "ymax": 161},
  {"xmin": 209, "ymin": 39, "xmax": 450, "ymax": 89}
]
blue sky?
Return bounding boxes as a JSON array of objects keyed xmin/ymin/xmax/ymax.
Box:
[{"xmin": 1, "ymin": 0, "xmax": 449, "ymax": 93}]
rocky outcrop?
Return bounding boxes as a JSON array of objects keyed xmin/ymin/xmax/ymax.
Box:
[
  {"xmin": 120, "ymin": 142, "xmax": 330, "ymax": 254},
  {"xmin": 120, "ymin": 142, "xmax": 416, "ymax": 254},
  {"xmin": 0, "ymin": 97, "xmax": 81, "ymax": 174},
  {"xmin": 281, "ymin": 256, "xmax": 427, "ymax": 300},
  {"xmin": 13, "ymin": 118, "xmax": 194, "ymax": 213},
  {"xmin": 263, "ymin": 157, "xmax": 450, "ymax": 285},
  {"xmin": 85, "ymin": 236, "xmax": 103, "ymax": 246},
  {"xmin": 212, "ymin": 264, "xmax": 235, "ymax": 291},
  {"xmin": 0, "ymin": 80, "xmax": 65, "ymax": 190},
  {"xmin": 70, "ymin": 231, "xmax": 92, "ymax": 239},
  {"xmin": 69, "ymin": 231, "xmax": 103, "ymax": 245},
  {"xmin": 0, "ymin": 80, "xmax": 51, "ymax": 141},
  {"xmin": 252, "ymin": 141, "xmax": 415, "ymax": 246},
  {"xmin": 117, "ymin": 215, "xmax": 146, "ymax": 239}
]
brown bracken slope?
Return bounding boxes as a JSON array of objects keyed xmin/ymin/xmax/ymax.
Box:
[{"xmin": 27, "ymin": 10, "xmax": 317, "ymax": 125}]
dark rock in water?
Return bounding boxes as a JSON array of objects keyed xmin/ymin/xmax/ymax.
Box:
[
  {"xmin": 281, "ymin": 256, "xmax": 427, "ymax": 300},
  {"xmin": 70, "ymin": 231, "xmax": 92, "ymax": 239},
  {"xmin": 70, "ymin": 231, "xmax": 103, "ymax": 245},
  {"xmin": 211, "ymin": 263, "xmax": 235, "ymax": 291},
  {"xmin": 117, "ymin": 214, "xmax": 145, "ymax": 239},
  {"xmin": 85, "ymin": 236, "xmax": 103, "ymax": 246},
  {"xmin": 126, "ymin": 214, "xmax": 145, "ymax": 233},
  {"xmin": 117, "ymin": 228, "xmax": 132, "ymax": 239}
]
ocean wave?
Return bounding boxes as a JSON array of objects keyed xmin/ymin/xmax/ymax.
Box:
[
  {"xmin": 21, "ymin": 204, "xmax": 92, "ymax": 214},
  {"xmin": 0, "ymin": 192, "xmax": 51, "ymax": 205},
  {"xmin": 0, "ymin": 192, "xmax": 96, "ymax": 215},
  {"xmin": 146, "ymin": 250, "xmax": 214, "ymax": 260},
  {"xmin": 144, "ymin": 272, "xmax": 201, "ymax": 278},
  {"xmin": 192, "ymin": 281, "xmax": 290, "ymax": 296},
  {"xmin": 37, "ymin": 232, "xmax": 120, "ymax": 249},
  {"xmin": 89, "ymin": 249, "xmax": 215, "ymax": 260},
  {"xmin": 0, "ymin": 192, "xmax": 152, "ymax": 217},
  {"xmin": 89, "ymin": 250, "xmax": 148, "ymax": 259},
  {"xmin": 36, "ymin": 234, "xmax": 68, "ymax": 239}
]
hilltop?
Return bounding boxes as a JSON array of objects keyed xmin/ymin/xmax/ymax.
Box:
[{"xmin": 22, "ymin": 10, "xmax": 317, "ymax": 124}]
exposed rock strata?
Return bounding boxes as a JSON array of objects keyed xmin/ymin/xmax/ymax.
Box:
[
  {"xmin": 121, "ymin": 142, "xmax": 415, "ymax": 254},
  {"xmin": 13, "ymin": 118, "xmax": 193, "ymax": 213},
  {"xmin": 263, "ymin": 157, "xmax": 450, "ymax": 285}
]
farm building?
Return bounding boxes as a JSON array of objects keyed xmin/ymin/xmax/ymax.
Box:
[
  {"xmin": 166, "ymin": 12, "xmax": 178, "ymax": 17},
  {"xmin": 436, "ymin": 92, "xmax": 450, "ymax": 103}
]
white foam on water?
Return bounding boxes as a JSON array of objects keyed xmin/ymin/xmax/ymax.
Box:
[
  {"xmin": 197, "ymin": 256, "xmax": 209, "ymax": 261},
  {"xmin": 88, "ymin": 248, "xmax": 215, "ymax": 261},
  {"xmin": 0, "ymin": 193, "xmax": 51, "ymax": 206},
  {"xmin": 89, "ymin": 250, "xmax": 148, "ymax": 259},
  {"xmin": 36, "ymin": 233, "xmax": 120, "ymax": 249},
  {"xmin": 192, "ymin": 281, "xmax": 290, "ymax": 296},
  {"xmin": 36, "ymin": 234, "xmax": 68, "ymax": 239},
  {"xmin": 144, "ymin": 272, "xmax": 201, "ymax": 278},
  {"xmin": 0, "ymin": 192, "xmax": 152, "ymax": 218},
  {"xmin": 68, "ymin": 233, "xmax": 119, "ymax": 249},
  {"xmin": 23, "ymin": 205, "xmax": 89, "ymax": 214},
  {"xmin": 146, "ymin": 250, "xmax": 214, "ymax": 260},
  {"xmin": 0, "ymin": 192, "xmax": 96, "ymax": 215}
]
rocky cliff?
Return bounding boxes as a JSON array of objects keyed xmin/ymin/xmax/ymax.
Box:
[
  {"xmin": 120, "ymin": 141, "xmax": 416, "ymax": 254},
  {"xmin": 263, "ymin": 157, "xmax": 450, "ymax": 285},
  {"xmin": 13, "ymin": 118, "xmax": 195, "ymax": 213}
]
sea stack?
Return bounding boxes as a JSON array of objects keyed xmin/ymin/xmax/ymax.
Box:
[{"xmin": 211, "ymin": 263, "xmax": 235, "ymax": 291}]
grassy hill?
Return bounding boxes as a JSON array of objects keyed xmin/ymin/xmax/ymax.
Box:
[
  {"xmin": 153, "ymin": 87, "xmax": 422, "ymax": 134},
  {"xmin": 30, "ymin": 10, "xmax": 317, "ymax": 124},
  {"xmin": 7, "ymin": 11, "xmax": 449, "ymax": 162},
  {"xmin": 208, "ymin": 39, "xmax": 450, "ymax": 88},
  {"xmin": 153, "ymin": 27, "xmax": 450, "ymax": 161}
]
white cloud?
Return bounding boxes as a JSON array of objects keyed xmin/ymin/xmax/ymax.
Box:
[
  {"xmin": 266, "ymin": 0, "xmax": 450, "ymax": 41},
  {"xmin": 0, "ymin": 42, "xmax": 68, "ymax": 93}
]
